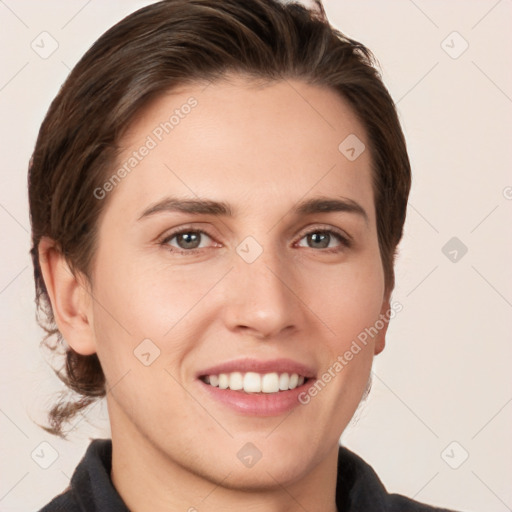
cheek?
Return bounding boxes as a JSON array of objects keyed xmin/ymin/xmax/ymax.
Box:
[
  {"xmin": 300, "ymin": 253, "xmax": 385, "ymax": 349},
  {"xmin": 298, "ymin": 262, "xmax": 382, "ymax": 434},
  {"xmin": 91, "ymin": 246, "xmax": 218, "ymax": 337},
  {"xmin": 89, "ymin": 249, "xmax": 226, "ymax": 385}
]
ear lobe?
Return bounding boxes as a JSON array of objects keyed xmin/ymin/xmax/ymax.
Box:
[
  {"xmin": 374, "ymin": 297, "xmax": 391, "ymax": 356},
  {"xmin": 38, "ymin": 237, "xmax": 97, "ymax": 356}
]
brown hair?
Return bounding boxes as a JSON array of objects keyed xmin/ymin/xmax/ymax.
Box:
[{"xmin": 28, "ymin": 0, "xmax": 411, "ymax": 437}]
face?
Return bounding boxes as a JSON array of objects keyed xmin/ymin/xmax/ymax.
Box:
[{"xmin": 84, "ymin": 75, "xmax": 389, "ymax": 488}]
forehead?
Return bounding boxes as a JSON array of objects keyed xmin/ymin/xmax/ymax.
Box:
[{"xmin": 104, "ymin": 75, "xmax": 374, "ymax": 222}]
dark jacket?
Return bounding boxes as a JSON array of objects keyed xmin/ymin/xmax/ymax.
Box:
[{"xmin": 38, "ymin": 439, "xmax": 459, "ymax": 511}]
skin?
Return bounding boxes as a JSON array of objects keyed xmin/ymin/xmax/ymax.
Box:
[{"xmin": 40, "ymin": 74, "xmax": 389, "ymax": 512}]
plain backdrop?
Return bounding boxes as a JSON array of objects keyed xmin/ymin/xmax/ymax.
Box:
[{"xmin": 0, "ymin": 1, "xmax": 511, "ymax": 511}]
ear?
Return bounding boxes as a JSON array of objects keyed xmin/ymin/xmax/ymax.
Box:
[
  {"xmin": 38, "ymin": 237, "xmax": 97, "ymax": 355},
  {"xmin": 373, "ymin": 296, "xmax": 391, "ymax": 356}
]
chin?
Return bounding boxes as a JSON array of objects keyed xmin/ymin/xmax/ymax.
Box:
[
  {"xmin": 211, "ymin": 455, "xmax": 313, "ymax": 492},
  {"xmin": 193, "ymin": 435, "xmax": 321, "ymax": 490}
]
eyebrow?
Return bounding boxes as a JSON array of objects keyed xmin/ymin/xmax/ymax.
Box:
[{"xmin": 137, "ymin": 195, "xmax": 368, "ymax": 223}]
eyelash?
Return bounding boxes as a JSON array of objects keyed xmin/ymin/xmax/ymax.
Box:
[{"xmin": 159, "ymin": 226, "xmax": 351, "ymax": 255}]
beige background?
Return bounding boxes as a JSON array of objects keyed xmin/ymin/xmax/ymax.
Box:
[{"xmin": 1, "ymin": 1, "xmax": 511, "ymax": 510}]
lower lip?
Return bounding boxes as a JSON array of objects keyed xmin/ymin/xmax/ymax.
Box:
[{"xmin": 197, "ymin": 379, "xmax": 316, "ymax": 416}]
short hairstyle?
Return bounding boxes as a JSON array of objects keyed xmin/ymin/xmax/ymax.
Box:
[{"xmin": 28, "ymin": 0, "xmax": 411, "ymax": 437}]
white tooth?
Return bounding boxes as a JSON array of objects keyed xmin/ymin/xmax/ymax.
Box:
[
  {"xmin": 218, "ymin": 373, "xmax": 229, "ymax": 389},
  {"xmin": 278, "ymin": 372, "xmax": 290, "ymax": 391},
  {"xmin": 262, "ymin": 372, "xmax": 280, "ymax": 393},
  {"xmin": 208, "ymin": 371, "xmax": 305, "ymax": 392},
  {"xmin": 243, "ymin": 372, "xmax": 261, "ymax": 393},
  {"xmin": 288, "ymin": 373, "xmax": 299, "ymax": 390},
  {"xmin": 229, "ymin": 372, "xmax": 243, "ymax": 391}
]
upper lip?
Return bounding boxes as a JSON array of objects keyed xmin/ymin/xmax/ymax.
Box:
[{"xmin": 197, "ymin": 358, "xmax": 317, "ymax": 379}]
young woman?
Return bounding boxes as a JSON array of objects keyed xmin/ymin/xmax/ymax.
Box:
[{"xmin": 30, "ymin": 0, "xmax": 460, "ymax": 510}]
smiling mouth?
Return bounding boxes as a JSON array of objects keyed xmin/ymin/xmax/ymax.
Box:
[{"xmin": 199, "ymin": 371, "xmax": 309, "ymax": 394}]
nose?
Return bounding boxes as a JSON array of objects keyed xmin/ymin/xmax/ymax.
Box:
[{"xmin": 222, "ymin": 241, "xmax": 301, "ymax": 340}]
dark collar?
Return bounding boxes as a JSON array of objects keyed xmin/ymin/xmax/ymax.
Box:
[{"xmin": 40, "ymin": 439, "xmax": 457, "ymax": 511}]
